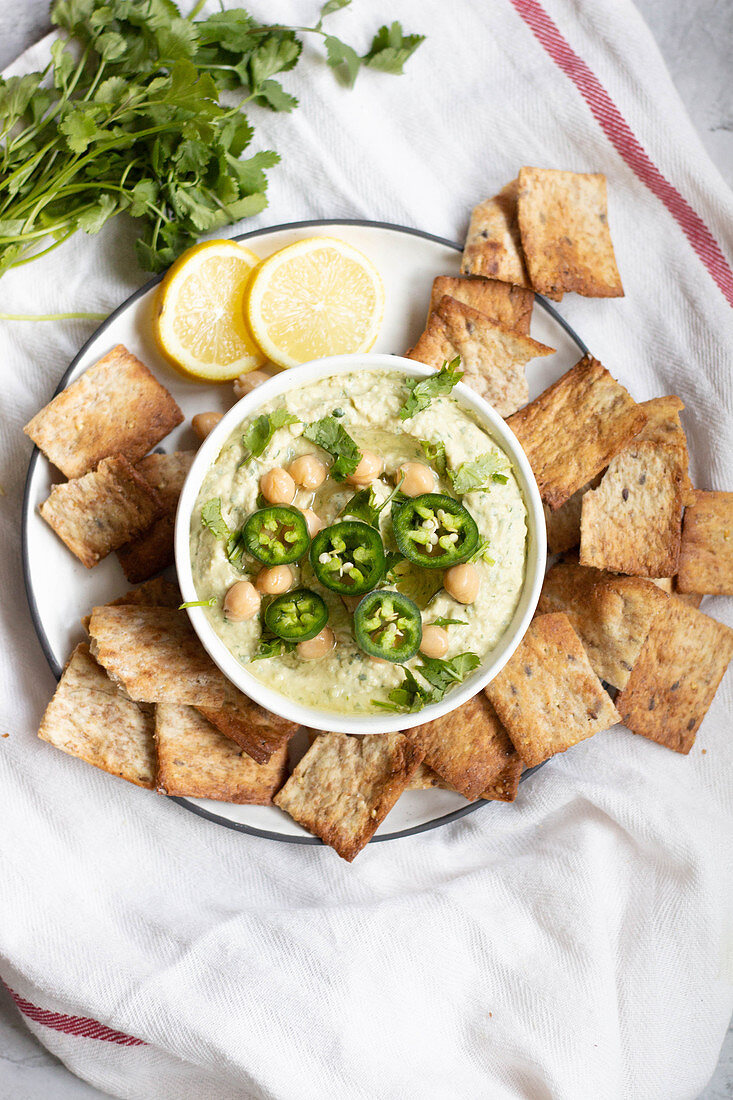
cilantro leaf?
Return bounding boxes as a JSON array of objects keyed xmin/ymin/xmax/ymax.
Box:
[
  {"xmin": 252, "ymin": 79, "xmax": 299, "ymax": 112},
  {"xmin": 419, "ymin": 439, "xmax": 447, "ymax": 476},
  {"xmin": 340, "ymin": 473, "xmax": 405, "ymax": 526},
  {"xmin": 449, "ymin": 452, "xmax": 511, "ymax": 495},
  {"xmin": 399, "ymin": 357, "xmax": 464, "ymax": 420},
  {"xmin": 77, "ymin": 194, "xmax": 117, "ymax": 235},
  {"xmin": 417, "ymin": 652, "xmax": 480, "ymax": 694},
  {"xmin": 201, "ymin": 498, "xmax": 230, "ymax": 541},
  {"xmin": 249, "ymin": 35, "xmax": 302, "ymax": 90},
  {"xmin": 372, "ymin": 667, "xmax": 429, "ymax": 713},
  {"xmin": 339, "ymin": 485, "xmax": 379, "ymax": 526},
  {"xmin": 362, "ymin": 22, "xmax": 425, "ymax": 74},
  {"xmin": 242, "ymin": 408, "xmax": 299, "ymax": 461},
  {"xmin": 303, "ymin": 416, "xmax": 362, "ymax": 481},
  {"xmin": 325, "ymin": 36, "xmax": 362, "ymax": 88},
  {"xmin": 320, "ymin": 0, "xmax": 352, "ymax": 19},
  {"xmin": 196, "ymin": 10, "xmax": 256, "ymax": 52}
]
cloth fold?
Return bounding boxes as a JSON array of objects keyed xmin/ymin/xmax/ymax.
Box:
[{"xmin": 1, "ymin": 2, "xmax": 731, "ymax": 1098}]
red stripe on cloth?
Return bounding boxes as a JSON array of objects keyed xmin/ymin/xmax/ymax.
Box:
[
  {"xmin": 3, "ymin": 982, "xmax": 145, "ymax": 1046},
  {"xmin": 509, "ymin": 0, "xmax": 733, "ymax": 307}
]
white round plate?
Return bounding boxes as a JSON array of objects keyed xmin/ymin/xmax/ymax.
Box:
[{"xmin": 23, "ymin": 219, "xmax": 587, "ymax": 846}]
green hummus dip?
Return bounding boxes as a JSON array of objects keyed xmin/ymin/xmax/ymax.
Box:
[{"xmin": 190, "ymin": 368, "xmax": 528, "ymax": 715}]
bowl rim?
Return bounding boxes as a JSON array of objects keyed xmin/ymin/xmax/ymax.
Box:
[{"xmin": 174, "ymin": 352, "xmax": 546, "ymax": 734}]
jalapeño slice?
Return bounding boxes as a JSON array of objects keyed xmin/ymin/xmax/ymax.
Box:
[
  {"xmin": 242, "ymin": 505, "xmax": 309, "ymax": 566},
  {"xmin": 263, "ymin": 588, "xmax": 328, "ymax": 641},
  {"xmin": 310, "ymin": 520, "xmax": 386, "ymax": 596},
  {"xmin": 392, "ymin": 493, "xmax": 479, "ymax": 569},
  {"xmin": 353, "ymin": 590, "xmax": 422, "ymax": 663}
]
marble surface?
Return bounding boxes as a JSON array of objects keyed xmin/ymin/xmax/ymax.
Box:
[{"xmin": 1, "ymin": 2, "xmax": 731, "ymax": 1098}]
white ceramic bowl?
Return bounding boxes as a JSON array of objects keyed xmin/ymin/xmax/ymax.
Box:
[{"xmin": 175, "ymin": 353, "xmax": 546, "ymax": 734}]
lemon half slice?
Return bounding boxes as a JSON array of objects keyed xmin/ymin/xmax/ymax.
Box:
[
  {"xmin": 245, "ymin": 236, "xmax": 385, "ymax": 369},
  {"xmin": 154, "ymin": 240, "xmax": 266, "ymax": 382}
]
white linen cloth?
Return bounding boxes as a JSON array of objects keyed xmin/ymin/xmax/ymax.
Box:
[{"xmin": 1, "ymin": 2, "xmax": 732, "ymax": 1097}]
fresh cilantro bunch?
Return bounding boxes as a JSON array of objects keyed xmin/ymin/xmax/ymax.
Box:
[{"xmin": 0, "ymin": 0, "xmax": 424, "ymax": 277}]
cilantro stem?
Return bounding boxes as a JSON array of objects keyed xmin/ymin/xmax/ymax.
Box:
[
  {"xmin": 0, "ymin": 208, "xmax": 95, "ymax": 243},
  {"xmin": 186, "ymin": 0, "xmax": 208, "ymax": 18},
  {"xmin": 5, "ymin": 228, "xmax": 77, "ymax": 268}
]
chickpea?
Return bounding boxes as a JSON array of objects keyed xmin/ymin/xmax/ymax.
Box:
[
  {"xmin": 444, "ymin": 562, "xmax": 480, "ymax": 604},
  {"xmin": 420, "ymin": 624, "xmax": 450, "ymax": 659},
  {"xmin": 288, "ymin": 453, "xmax": 328, "ymax": 490},
  {"xmin": 233, "ymin": 369, "xmax": 270, "ymax": 400},
  {"xmin": 260, "ymin": 467, "xmax": 295, "ymax": 505},
  {"xmin": 398, "ymin": 461, "xmax": 435, "ymax": 497},
  {"xmin": 346, "ymin": 449, "xmax": 383, "ymax": 486},
  {"xmin": 255, "ymin": 565, "xmax": 293, "ymax": 595},
  {"xmin": 300, "ymin": 508, "xmax": 324, "ymax": 539},
  {"xmin": 297, "ymin": 626, "xmax": 335, "ymax": 660},
  {"xmin": 223, "ymin": 581, "xmax": 261, "ymax": 622},
  {"xmin": 191, "ymin": 411, "xmax": 222, "ymax": 442}
]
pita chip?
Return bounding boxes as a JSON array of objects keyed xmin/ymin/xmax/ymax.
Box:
[
  {"xmin": 506, "ymin": 355, "xmax": 646, "ymax": 509},
  {"xmin": 37, "ymin": 643, "xmax": 155, "ymax": 788},
  {"xmin": 274, "ymin": 731, "xmax": 423, "ymax": 861},
  {"xmin": 485, "ymin": 613, "xmax": 619, "ymax": 767},
  {"xmin": 461, "ymin": 180, "xmax": 531, "ymax": 288},
  {"xmin": 24, "ymin": 344, "xmax": 183, "ymax": 478},
  {"xmin": 517, "ymin": 167, "xmax": 623, "ymax": 299}
]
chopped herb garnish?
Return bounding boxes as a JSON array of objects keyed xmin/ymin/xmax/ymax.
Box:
[
  {"xmin": 467, "ymin": 538, "xmax": 495, "ymax": 565},
  {"xmin": 226, "ymin": 531, "xmax": 246, "ymax": 565},
  {"xmin": 179, "ymin": 598, "xmax": 217, "ymax": 609},
  {"xmin": 430, "ymin": 617, "xmax": 468, "ymax": 628},
  {"xmin": 372, "ymin": 650, "xmax": 480, "ymax": 711},
  {"xmin": 339, "ymin": 485, "xmax": 379, "ymax": 526},
  {"xmin": 251, "ymin": 636, "xmax": 297, "ymax": 661},
  {"xmin": 449, "ymin": 452, "xmax": 511, "ymax": 494},
  {"xmin": 339, "ymin": 473, "xmax": 404, "ymax": 527},
  {"xmin": 201, "ymin": 498, "xmax": 230, "ymax": 541},
  {"xmin": 303, "ymin": 416, "xmax": 362, "ymax": 480},
  {"xmin": 419, "ymin": 438, "xmax": 447, "ymax": 476},
  {"xmin": 372, "ymin": 667, "xmax": 427, "ymax": 712},
  {"xmin": 399, "ymin": 357, "xmax": 463, "ymax": 420},
  {"xmin": 242, "ymin": 408, "xmax": 299, "ymax": 461},
  {"xmin": 331, "ymin": 407, "xmax": 345, "ymax": 418},
  {"xmin": 417, "ymin": 652, "xmax": 481, "ymax": 694}
]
